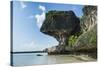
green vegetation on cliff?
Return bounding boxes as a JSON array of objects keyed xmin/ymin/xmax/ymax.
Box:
[
  {"xmin": 74, "ymin": 24, "xmax": 97, "ymax": 50},
  {"xmin": 67, "ymin": 6, "xmax": 97, "ymax": 52}
]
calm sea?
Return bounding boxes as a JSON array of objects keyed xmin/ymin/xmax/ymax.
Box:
[{"xmin": 12, "ymin": 53, "xmax": 96, "ymax": 66}]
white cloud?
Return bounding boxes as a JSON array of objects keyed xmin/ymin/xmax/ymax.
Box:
[
  {"xmin": 35, "ymin": 5, "xmax": 46, "ymax": 28},
  {"xmin": 39, "ymin": 5, "xmax": 46, "ymax": 11},
  {"xmin": 20, "ymin": 1, "xmax": 27, "ymax": 9}
]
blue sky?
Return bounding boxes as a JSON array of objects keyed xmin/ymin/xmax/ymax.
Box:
[{"xmin": 12, "ymin": 1, "xmax": 84, "ymax": 52}]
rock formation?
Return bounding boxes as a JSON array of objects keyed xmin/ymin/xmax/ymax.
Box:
[
  {"xmin": 81, "ymin": 6, "xmax": 97, "ymax": 32},
  {"xmin": 41, "ymin": 6, "xmax": 97, "ymax": 57},
  {"xmin": 40, "ymin": 11, "xmax": 80, "ymax": 53},
  {"xmin": 74, "ymin": 6, "xmax": 97, "ymax": 49},
  {"xmin": 73, "ymin": 6, "xmax": 97, "ymax": 58}
]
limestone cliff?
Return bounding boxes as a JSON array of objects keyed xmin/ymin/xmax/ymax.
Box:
[
  {"xmin": 41, "ymin": 6, "xmax": 97, "ymax": 56},
  {"xmin": 40, "ymin": 11, "xmax": 80, "ymax": 53},
  {"xmin": 73, "ymin": 6, "xmax": 97, "ymax": 57}
]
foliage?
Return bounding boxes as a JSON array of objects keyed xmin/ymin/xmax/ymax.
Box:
[
  {"xmin": 68, "ymin": 31, "xmax": 82, "ymax": 47},
  {"xmin": 89, "ymin": 25, "xmax": 97, "ymax": 45},
  {"xmin": 68, "ymin": 35, "xmax": 78, "ymax": 47},
  {"xmin": 74, "ymin": 24, "xmax": 97, "ymax": 50}
]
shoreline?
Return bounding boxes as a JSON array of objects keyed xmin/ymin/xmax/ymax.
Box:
[
  {"xmin": 47, "ymin": 52, "xmax": 97, "ymax": 59},
  {"xmin": 47, "ymin": 54, "xmax": 97, "ymax": 62}
]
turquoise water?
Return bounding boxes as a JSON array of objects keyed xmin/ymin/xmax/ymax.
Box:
[
  {"xmin": 12, "ymin": 53, "xmax": 96, "ymax": 66},
  {"xmin": 13, "ymin": 53, "xmax": 48, "ymax": 66}
]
